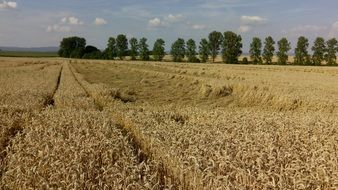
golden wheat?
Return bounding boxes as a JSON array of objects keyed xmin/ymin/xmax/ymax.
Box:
[
  {"xmin": 71, "ymin": 60, "xmax": 338, "ymax": 189},
  {"xmin": 0, "ymin": 58, "xmax": 337, "ymax": 189},
  {"xmin": 1, "ymin": 60, "xmax": 174, "ymax": 189}
]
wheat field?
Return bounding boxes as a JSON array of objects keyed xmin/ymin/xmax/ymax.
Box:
[{"xmin": 0, "ymin": 57, "xmax": 337, "ymax": 189}]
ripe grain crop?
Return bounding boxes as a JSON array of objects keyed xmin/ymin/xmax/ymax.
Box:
[
  {"xmin": 53, "ymin": 62, "xmax": 98, "ymax": 110},
  {"xmin": 1, "ymin": 60, "xmax": 174, "ymax": 189},
  {"xmin": 0, "ymin": 57, "xmax": 337, "ymax": 189},
  {"xmin": 0, "ymin": 62, "xmax": 62, "ymax": 109},
  {"xmin": 1, "ymin": 109, "xmax": 170, "ymax": 189},
  {"xmin": 0, "ymin": 61, "xmax": 62, "ymax": 183},
  {"xmin": 71, "ymin": 60, "xmax": 338, "ymax": 189}
]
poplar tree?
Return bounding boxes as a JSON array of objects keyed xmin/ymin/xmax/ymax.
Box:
[
  {"xmin": 199, "ymin": 38, "xmax": 210, "ymax": 63},
  {"xmin": 294, "ymin": 36, "xmax": 310, "ymax": 65},
  {"xmin": 277, "ymin": 38, "xmax": 291, "ymax": 65},
  {"xmin": 171, "ymin": 38, "xmax": 185, "ymax": 62},
  {"xmin": 106, "ymin": 37, "xmax": 117, "ymax": 59},
  {"xmin": 263, "ymin": 36, "xmax": 275, "ymax": 64},
  {"xmin": 250, "ymin": 37, "xmax": 262, "ymax": 64},
  {"xmin": 139, "ymin": 37, "xmax": 150, "ymax": 61},
  {"xmin": 116, "ymin": 34, "xmax": 128, "ymax": 60},
  {"xmin": 129, "ymin": 37, "xmax": 138, "ymax": 60},
  {"xmin": 152, "ymin": 38, "xmax": 166, "ymax": 61},
  {"xmin": 222, "ymin": 31, "xmax": 242, "ymax": 64},
  {"xmin": 186, "ymin": 39, "xmax": 197, "ymax": 62},
  {"xmin": 325, "ymin": 38, "xmax": 338, "ymax": 65},
  {"xmin": 208, "ymin": 31, "xmax": 223, "ymax": 62}
]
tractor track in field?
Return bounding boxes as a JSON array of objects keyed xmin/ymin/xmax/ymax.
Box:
[
  {"xmin": 1, "ymin": 63, "xmax": 63, "ymax": 180},
  {"xmin": 68, "ymin": 62, "xmax": 104, "ymax": 111},
  {"xmin": 44, "ymin": 65, "xmax": 63, "ymax": 107},
  {"xmin": 68, "ymin": 62, "xmax": 169, "ymax": 188},
  {"xmin": 70, "ymin": 62, "xmax": 205, "ymax": 190}
]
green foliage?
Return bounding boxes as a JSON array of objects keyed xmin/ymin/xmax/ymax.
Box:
[
  {"xmin": 325, "ymin": 38, "xmax": 338, "ymax": 65},
  {"xmin": 294, "ymin": 36, "xmax": 310, "ymax": 65},
  {"xmin": 82, "ymin": 45, "xmax": 102, "ymax": 59},
  {"xmin": 100, "ymin": 49, "xmax": 110, "ymax": 60},
  {"xmin": 311, "ymin": 37, "xmax": 326, "ymax": 66},
  {"xmin": 199, "ymin": 38, "xmax": 209, "ymax": 63},
  {"xmin": 116, "ymin": 34, "xmax": 128, "ymax": 60},
  {"xmin": 82, "ymin": 51, "xmax": 102, "ymax": 59},
  {"xmin": 129, "ymin": 37, "xmax": 138, "ymax": 60},
  {"xmin": 0, "ymin": 51, "xmax": 58, "ymax": 57},
  {"xmin": 222, "ymin": 31, "xmax": 242, "ymax": 64},
  {"xmin": 139, "ymin": 37, "xmax": 150, "ymax": 61},
  {"xmin": 277, "ymin": 38, "xmax": 291, "ymax": 65},
  {"xmin": 70, "ymin": 49, "xmax": 84, "ymax": 59},
  {"xmin": 242, "ymin": 57, "xmax": 249, "ymax": 64},
  {"xmin": 152, "ymin": 38, "xmax": 166, "ymax": 61},
  {"xmin": 56, "ymin": 33, "xmax": 338, "ymax": 68},
  {"xmin": 263, "ymin": 36, "xmax": 275, "ymax": 64},
  {"xmin": 171, "ymin": 38, "xmax": 185, "ymax": 62},
  {"xmin": 106, "ymin": 37, "xmax": 117, "ymax": 60},
  {"xmin": 208, "ymin": 31, "xmax": 223, "ymax": 62},
  {"xmin": 186, "ymin": 39, "xmax": 197, "ymax": 62},
  {"xmin": 58, "ymin": 36, "xmax": 86, "ymax": 58},
  {"xmin": 83, "ymin": 46, "xmax": 99, "ymax": 54},
  {"xmin": 249, "ymin": 37, "xmax": 262, "ymax": 64}
]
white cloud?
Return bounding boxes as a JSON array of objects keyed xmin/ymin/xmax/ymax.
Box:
[
  {"xmin": 61, "ymin": 17, "xmax": 67, "ymax": 23},
  {"xmin": 46, "ymin": 16, "xmax": 84, "ymax": 33},
  {"xmin": 69, "ymin": 16, "xmax": 84, "ymax": 25},
  {"xmin": 94, "ymin": 18, "xmax": 107, "ymax": 25},
  {"xmin": 291, "ymin": 25, "xmax": 327, "ymax": 33},
  {"xmin": 166, "ymin": 14, "xmax": 183, "ymax": 22},
  {"xmin": 148, "ymin": 17, "xmax": 165, "ymax": 28},
  {"xmin": 148, "ymin": 14, "xmax": 184, "ymax": 29},
  {"xmin": 191, "ymin": 24, "xmax": 206, "ymax": 30},
  {"xmin": 332, "ymin": 22, "xmax": 338, "ymax": 28},
  {"xmin": 238, "ymin": 25, "xmax": 251, "ymax": 33},
  {"xmin": 61, "ymin": 16, "xmax": 84, "ymax": 25},
  {"xmin": 238, "ymin": 15, "xmax": 267, "ymax": 33},
  {"xmin": 284, "ymin": 24, "xmax": 328, "ymax": 37},
  {"xmin": 0, "ymin": 1, "xmax": 17, "ymax": 9},
  {"xmin": 240, "ymin": 15, "xmax": 267, "ymax": 25},
  {"xmin": 46, "ymin": 24, "xmax": 71, "ymax": 33},
  {"xmin": 329, "ymin": 22, "xmax": 338, "ymax": 37}
]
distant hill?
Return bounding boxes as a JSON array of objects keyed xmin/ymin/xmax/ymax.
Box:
[{"xmin": 0, "ymin": 46, "xmax": 59, "ymax": 52}]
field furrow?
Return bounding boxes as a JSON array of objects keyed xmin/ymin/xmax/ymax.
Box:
[
  {"xmin": 0, "ymin": 62, "xmax": 63, "ymax": 180},
  {"xmin": 53, "ymin": 62, "xmax": 98, "ymax": 110},
  {"xmin": 1, "ymin": 60, "xmax": 175, "ymax": 189}
]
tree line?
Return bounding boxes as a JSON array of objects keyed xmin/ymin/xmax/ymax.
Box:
[{"xmin": 58, "ymin": 31, "xmax": 338, "ymax": 65}]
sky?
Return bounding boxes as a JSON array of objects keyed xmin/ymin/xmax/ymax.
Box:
[{"xmin": 0, "ymin": 0, "xmax": 338, "ymax": 52}]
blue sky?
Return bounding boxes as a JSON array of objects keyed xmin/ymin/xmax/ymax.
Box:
[{"xmin": 0, "ymin": 0, "xmax": 337, "ymax": 51}]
